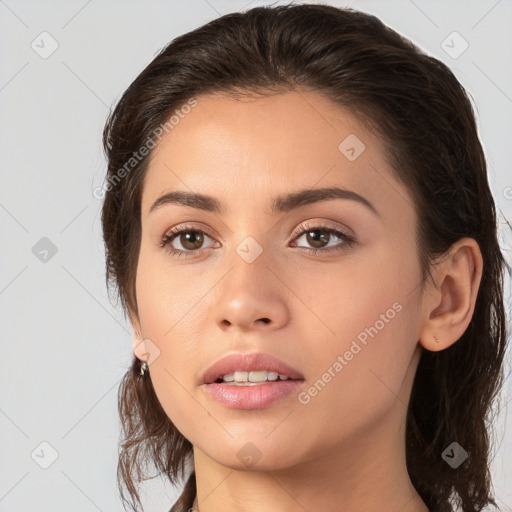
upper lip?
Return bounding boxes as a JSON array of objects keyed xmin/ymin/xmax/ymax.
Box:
[{"xmin": 203, "ymin": 352, "xmax": 304, "ymax": 384}]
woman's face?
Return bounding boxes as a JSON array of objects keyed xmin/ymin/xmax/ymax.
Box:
[{"xmin": 134, "ymin": 89, "xmax": 427, "ymax": 471}]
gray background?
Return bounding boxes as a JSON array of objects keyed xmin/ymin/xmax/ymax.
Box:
[{"xmin": 0, "ymin": 0, "xmax": 511, "ymax": 511}]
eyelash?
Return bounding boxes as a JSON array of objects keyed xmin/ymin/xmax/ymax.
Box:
[{"xmin": 159, "ymin": 222, "xmax": 355, "ymax": 259}]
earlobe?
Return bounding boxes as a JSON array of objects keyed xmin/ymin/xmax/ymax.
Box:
[
  {"xmin": 419, "ymin": 238, "xmax": 483, "ymax": 352},
  {"xmin": 129, "ymin": 310, "xmax": 148, "ymax": 362},
  {"xmin": 132, "ymin": 331, "xmax": 149, "ymax": 361}
]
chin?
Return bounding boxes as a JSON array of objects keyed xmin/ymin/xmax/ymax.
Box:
[{"xmin": 220, "ymin": 437, "xmax": 305, "ymax": 470}]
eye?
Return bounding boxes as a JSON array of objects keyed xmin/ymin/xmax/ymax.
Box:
[
  {"xmin": 290, "ymin": 222, "xmax": 355, "ymax": 254},
  {"xmin": 159, "ymin": 221, "xmax": 355, "ymax": 259},
  {"xmin": 159, "ymin": 225, "xmax": 218, "ymax": 259}
]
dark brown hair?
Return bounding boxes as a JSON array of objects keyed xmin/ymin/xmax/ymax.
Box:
[{"xmin": 100, "ymin": 4, "xmax": 509, "ymax": 512}]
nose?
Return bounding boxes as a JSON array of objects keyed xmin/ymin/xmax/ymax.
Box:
[{"xmin": 212, "ymin": 249, "xmax": 290, "ymax": 334}]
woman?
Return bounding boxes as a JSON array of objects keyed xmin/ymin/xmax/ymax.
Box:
[{"xmin": 100, "ymin": 4, "xmax": 508, "ymax": 511}]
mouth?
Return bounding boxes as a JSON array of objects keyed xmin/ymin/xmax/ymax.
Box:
[
  {"xmin": 203, "ymin": 351, "xmax": 304, "ymax": 385},
  {"xmin": 201, "ymin": 352, "xmax": 305, "ymax": 409}
]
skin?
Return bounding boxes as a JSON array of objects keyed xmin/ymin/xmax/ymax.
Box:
[{"xmin": 130, "ymin": 88, "xmax": 483, "ymax": 512}]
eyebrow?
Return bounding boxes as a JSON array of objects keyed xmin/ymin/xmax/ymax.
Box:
[{"xmin": 148, "ymin": 186, "xmax": 379, "ymax": 216}]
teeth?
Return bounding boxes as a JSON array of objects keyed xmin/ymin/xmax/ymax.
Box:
[
  {"xmin": 220, "ymin": 370, "xmax": 289, "ymax": 383},
  {"xmin": 234, "ymin": 371, "xmax": 249, "ymax": 382}
]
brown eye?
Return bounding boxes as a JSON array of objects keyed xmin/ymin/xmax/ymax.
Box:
[
  {"xmin": 162, "ymin": 229, "xmax": 209, "ymax": 251},
  {"xmin": 160, "ymin": 225, "xmax": 217, "ymax": 258},
  {"xmin": 291, "ymin": 223, "xmax": 354, "ymax": 253},
  {"xmin": 175, "ymin": 230, "xmax": 205, "ymax": 251},
  {"xmin": 303, "ymin": 229, "xmax": 331, "ymax": 249},
  {"xmin": 159, "ymin": 222, "xmax": 354, "ymax": 260}
]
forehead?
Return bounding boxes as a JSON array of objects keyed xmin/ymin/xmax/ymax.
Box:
[
  {"xmin": 141, "ymin": 89, "xmax": 408, "ymax": 220},
  {"xmin": 150, "ymin": 89, "xmax": 370, "ymax": 158}
]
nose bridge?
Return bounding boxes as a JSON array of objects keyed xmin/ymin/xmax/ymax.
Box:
[
  {"xmin": 222, "ymin": 198, "xmax": 292, "ymax": 290},
  {"xmin": 225, "ymin": 202, "xmax": 272, "ymax": 262},
  {"xmin": 230, "ymin": 231, "xmax": 273, "ymax": 290}
]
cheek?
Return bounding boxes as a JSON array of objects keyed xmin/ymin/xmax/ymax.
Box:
[
  {"xmin": 292, "ymin": 245, "xmax": 421, "ymax": 416},
  {"xmin": 291, "ymin": 238, "xmax": 420, "ymax": 349},
  {"xmin": 294, "ymin": 299, "xmax": 420, "ymax": 447},
  {"xmin": 135, "ymin": 242, "xmax": 209, "ymax": 340},
  {"xmin": 136, "ymin": 281, "xmax": 202, "ymax": 372},
  {"xmin": 134, "ymin": 243, "xmax": 230, "ymax": 392},
  {"xmin": 135, "ymin": 258, "xmax": 208, "ymax": 437}
]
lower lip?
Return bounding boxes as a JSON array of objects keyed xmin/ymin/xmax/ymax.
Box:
[{"xmin": 203, "ymin": 380, "xmax": 305, "ymax": 409}]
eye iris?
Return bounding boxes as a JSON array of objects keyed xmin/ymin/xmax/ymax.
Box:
[
  {"xmin": 306, "ymin": 230, "xmax": 329, "ymax": 248},
  {"xmin": 181, "ymin": 231, "xmax": 204, "ymax": 250}
]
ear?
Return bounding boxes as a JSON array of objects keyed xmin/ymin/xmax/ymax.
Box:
[
  {"xmin": 128, "ymin": 309, "xmax": 148, "ymax": 362},
  {"xmin": 419, "ymin": 237, "xmax": 483, "ymax": 352}
]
